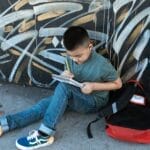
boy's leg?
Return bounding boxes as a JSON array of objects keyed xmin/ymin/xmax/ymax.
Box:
[
  {"xmin": 0, "ymin": 95, "xmax": 53, "ymax": 134},
  {"xmin": 39, "ymin": 82, "xmax": 97, "ymax": 136},
  {"xmin": 16, "ymin": 82, "xmax": 97, "ymax": 150}
]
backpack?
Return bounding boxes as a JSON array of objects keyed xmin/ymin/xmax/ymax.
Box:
[{"xmin": 87, "ymin": 61, "xmax": 150, "ymax": 143}]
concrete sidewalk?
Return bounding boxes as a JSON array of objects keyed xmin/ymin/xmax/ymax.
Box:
[{"xmin": 0, "ymin": 83, "xmax": 149, "ymax": 150}]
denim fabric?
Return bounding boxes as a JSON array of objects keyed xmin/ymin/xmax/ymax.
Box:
[{"xmin": 6, "ymin": 83, "xmax": 98, "ymax": 135}]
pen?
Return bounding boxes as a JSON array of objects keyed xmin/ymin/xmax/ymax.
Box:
[{"xmin": 65, "ymin": 59, "xmax": 70, "ymax": 72}]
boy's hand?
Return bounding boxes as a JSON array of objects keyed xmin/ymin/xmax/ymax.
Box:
[
  {"xmin": 81, "ymin": 82, "xmax": 93, "ymax": 94},
  {"xmin": 61, "ymin": 70, "xmax": 74, "ymax": 79}
]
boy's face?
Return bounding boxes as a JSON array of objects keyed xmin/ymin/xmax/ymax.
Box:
[{"xmin": 66, "ymin": 42, "xmax": 93, "ymax": 64}]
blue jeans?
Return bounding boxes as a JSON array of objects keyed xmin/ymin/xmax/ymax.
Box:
[{"xmin": 4, "ymin": 83, "xmax": 98, "ymax": 136}]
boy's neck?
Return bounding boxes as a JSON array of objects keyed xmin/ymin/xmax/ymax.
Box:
[{"xmin": 77, "ymin": 49, "xmax": 93, "ymax": 65}]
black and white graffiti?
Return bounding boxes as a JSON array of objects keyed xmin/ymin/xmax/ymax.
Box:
[{"xmin": 0, "ymin": 0, "xmax": 149, "ymax": 89}]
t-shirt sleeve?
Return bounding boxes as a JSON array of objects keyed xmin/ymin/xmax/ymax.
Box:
[{"xmin": 101, "ymin": 58, "xmax": 118, "ymax": 82}]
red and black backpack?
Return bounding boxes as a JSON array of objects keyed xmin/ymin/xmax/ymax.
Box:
[{"xmin": 87, "ymin": 64, "xmax": 150, "ymax": 144}]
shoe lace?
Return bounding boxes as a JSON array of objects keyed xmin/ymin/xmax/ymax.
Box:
[{"xmin": 27, "ymin": 130, "xmax": 41, "ymax": 144}]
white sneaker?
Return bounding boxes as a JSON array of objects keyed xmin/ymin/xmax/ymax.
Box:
[{"xmin": 16, "ymin": 130, "xmax": 54, "ymax": 150}]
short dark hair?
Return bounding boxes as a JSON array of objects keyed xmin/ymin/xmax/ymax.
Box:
[{"xmin": 63, "ymin": 26, "xmax": 89, "ymax": 51}]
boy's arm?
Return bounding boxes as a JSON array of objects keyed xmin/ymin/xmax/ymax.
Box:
[
  {"xmin": 81, "ymin": 59, "xmax": 122, "ymax": 94},
  {"xmin": 91, "ymin": 77, "xmax": 122, "ymax": 91},
  {"xmin": 81, "ymin": 78, "xmax": 122, "ymax": 94}
]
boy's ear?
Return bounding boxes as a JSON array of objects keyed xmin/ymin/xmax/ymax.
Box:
[{"xmin": 89, "ymin": 42, "xmax": 93, "ymax": 50}]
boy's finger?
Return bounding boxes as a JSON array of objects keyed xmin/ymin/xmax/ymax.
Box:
[{"xmin": 64, "ymin": 74, "xmax": 74, "ymax": 78}]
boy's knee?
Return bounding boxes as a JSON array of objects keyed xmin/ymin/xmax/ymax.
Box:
[
  {"xmin": 56, "ymin": 82, "xmax": 72, "ymax": 97},
  {"xmin": 57, "ymin": 82, "xmax": 80, "ymax": 94}
]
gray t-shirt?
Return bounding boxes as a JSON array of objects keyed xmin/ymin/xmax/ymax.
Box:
[{"xmin": 65, "ymin": 50, "xmax": 118, "ymax": 108}]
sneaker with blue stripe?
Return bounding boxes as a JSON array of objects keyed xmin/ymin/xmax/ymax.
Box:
[{"xmin": 16, "ymin": 130, "xmax": 54, "ymax": 150}]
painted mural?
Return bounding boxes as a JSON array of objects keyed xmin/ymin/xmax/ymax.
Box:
[{"xmin": 0, "ymin": 0, "xmax": 149, "ymax": 90}]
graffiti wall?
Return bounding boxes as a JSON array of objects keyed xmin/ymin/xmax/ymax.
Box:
[{"xmin": 0, "ymin": 0, "xmax": 149, "ymax": 89}]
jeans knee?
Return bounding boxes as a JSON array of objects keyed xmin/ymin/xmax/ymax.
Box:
[{"xmin": 56, "ymin": 82, "xmax": 71, "ymax": 97}]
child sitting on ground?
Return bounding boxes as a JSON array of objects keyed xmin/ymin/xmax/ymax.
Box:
[{"xmin": 0, "ymin": 26, "xmax": 122, "ymax": 150}]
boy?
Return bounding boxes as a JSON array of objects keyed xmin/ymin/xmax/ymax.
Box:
[{"xmin": 0, "ymin": 26, "xmax": 122, "ymax": 150}]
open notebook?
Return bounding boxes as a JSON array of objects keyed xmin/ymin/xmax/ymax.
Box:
[{"xmin": 52, "ymin": 74, "xmax": 84, "ymax": 88}]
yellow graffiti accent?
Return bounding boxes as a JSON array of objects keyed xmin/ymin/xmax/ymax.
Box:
[
  {"xmin": 71, "ymin": 13, "xmax": 95, "ymax": 26},
  {"xmin": 126, "ymin": 22, "xmax": 144, "ymax": 45},
  {"xmin": 4, "ymin": 25, "xmax": 14, "ymax": 32},
  {"xmin": 32, "ymin": 62, "xmax": 52, "ymax": 74},
  {"xmin": 10, "ymin": 49, "xmax": 21, "ymax": 56},
  {"xmin": 19, "ymin": 19, "xmax": 36, "ymax": 33},
  {"xmin": 36, "ymin": 46, "xmax": 47, "ymax": 54},
  {"xmin": 37, "ymin": 11, "xmax": 65, "ymax": 21},
  {"xmin": 116, "ymin": 7, "xmax": 128, "ymax": 25},
  {"xmin": 14, "ymin": 0, "xmax": 29, "ymax": 11},
  {"xmin": 43, "ymin": 37, "xmax": 53, "ymax": 45},
  {"xmin": 14, "ymin": 59, "xmax": 28, "ymax": 83}
]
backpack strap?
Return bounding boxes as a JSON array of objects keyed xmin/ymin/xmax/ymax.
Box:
[{"xmin": 87, "ymin": 117, "xmax": 100, "ymax": 138}]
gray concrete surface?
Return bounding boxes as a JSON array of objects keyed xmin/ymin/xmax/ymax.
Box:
[{"xmin": 0, "ymin": 83, "xmax": 149, "ymax": 150}]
